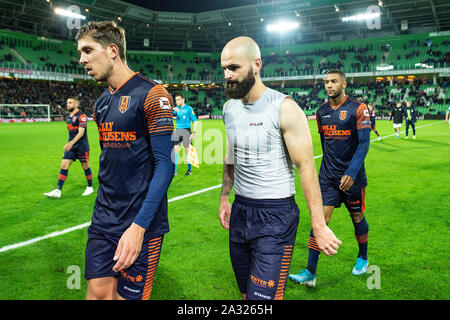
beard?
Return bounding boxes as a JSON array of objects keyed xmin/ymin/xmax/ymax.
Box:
[
  {"xmin": 225, "ymin": 69, "xmax": 256, "ymax": 99},
  {"xmin": 327, "ymin": 89, "xmax": 343, "ymax": 99}
]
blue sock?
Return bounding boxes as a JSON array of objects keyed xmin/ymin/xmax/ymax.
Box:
[
  {"xmin": 57, "ymin": 169, "xmax": 68, "ymax": 189},
  {"xmin": 187, "ymin": 163, "xmax": 192, "ymax": 171},
  {"xmin": 174, "ymin": 153, "xmax": 179, "ymax": 174},
  {"xmin": 353, "ymin": 216, "xmax": 369, "ymax": 260},
  {"xmin": 84, "ymin": 168, "xmax": 93, "ymax": 187},
  {"xmin": 307, "ymin": 229, "xmax": 320, "ymax": 275}
]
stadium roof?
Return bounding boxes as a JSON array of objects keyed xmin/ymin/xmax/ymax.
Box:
[{"xmin": 0, "ymin": 0, "xmax": 449, "ymax": 52}]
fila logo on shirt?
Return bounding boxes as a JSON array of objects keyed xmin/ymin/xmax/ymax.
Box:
[{"xmin": 159, "ymin": 97, "xmax": 171, "ymax": 110}]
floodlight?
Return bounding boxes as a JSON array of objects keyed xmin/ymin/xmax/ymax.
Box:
[
  {"xmin": 54, "ymin": 7, "xmax": 86, "ymax": 20},
  {"xmin": 266, "ymin": 21, "xmax": 299, "ymax": 33},
  {"xmin": 342, "ymin": 12, "xmax": 380, "ymax": 22}
]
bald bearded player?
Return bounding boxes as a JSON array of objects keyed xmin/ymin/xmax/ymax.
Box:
[{"xmin": 218, "ymin": 36, "xmax": 342, "ymax": 300}]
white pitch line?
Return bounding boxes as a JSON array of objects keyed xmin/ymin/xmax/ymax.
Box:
[
  {"xmin": 0, "ymin": 222, "xmax": 91, "ymax": 253},
  {"xmin": 0, "ymin": 184, "xmax": 222, "ymax": 254},
  {"xmin": 0, "ymin": 121, "xmax": 442, "ymax": 254}
]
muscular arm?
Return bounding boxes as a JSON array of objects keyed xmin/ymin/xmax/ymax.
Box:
[
  {"xmin": 218, "ymin": 134, "xmax": 234, "ymax": 230},
  {"xmin": 280, "ymin": 98, "xmax": 341, "ymax": 256},
  {"xmin": 340, "ymin": 104, "xmax": 371, "ymax": 191},
  {"xmin": 218, "ymin": 101, "xmax": 234, "ymax": 230}
]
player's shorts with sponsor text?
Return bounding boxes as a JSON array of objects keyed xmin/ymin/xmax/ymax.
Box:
[
  {"xmin": 84, "ymin": 227, "xmax": 164, "ymax": 300},
  {"xmin": 63, "ymin": 148, "xmax": 90, "ymax": 163},
  {"xmin": 320, "ymin": 180, "xmax": 366, "ymax": 212},
  {"xmin": 171, "ymin": 128, "xmax": 191, "ymax": 149},
  {"xmin": 229, "ymin": 195, "xmax": 299, "ymax": 300}
]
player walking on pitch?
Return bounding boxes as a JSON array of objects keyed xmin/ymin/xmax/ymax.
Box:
[
  {"xmin": 76, "ymin": 21, "xmax": 174, "ymax": 300},
  {"xmin": 289, "ymin": 70, "xmax": 372, "ymax": 287},
  {"xmin": 44, "ymin": 97, "xmax": 94, "ymax": 198},
  {"xmin": 367, "ymin": 103, "xmax": 380, "ymax": 141},
  {"xmin": 218, "ymin": 37, "xmax": 341, "ymax": 300},
  {"xmin": 390, "ymin": 102, "xmax": 404, "ymax": 139}
]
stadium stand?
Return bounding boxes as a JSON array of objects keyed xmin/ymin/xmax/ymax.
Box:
[{"xmin": 0, "ymin": 29, "xmax": 449, "ymax": 118}]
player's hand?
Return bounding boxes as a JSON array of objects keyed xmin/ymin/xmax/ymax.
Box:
[
  {"xmin": 339, "ymin": 175, "xmax": 354, "ymax": 191},
  {"xmin": 63, "ymin": 142, "xmax": 73, "ymax": 152},
  {"xmin": 173, "ymin": 107, "xmax": 180, "ymax": 112},
  {"xmin": 219, "ymin": 197, "xmax": 231, "ymax": 230},
  {"xmin": 112, "ymin": 223, "xmax": 146, "ymax": 272},
  {"xmin": 190, "ymin": 133, "xmax": 195, "ymax": 141},
  {"xmin": 313, "ymin": 225, "xmax": 342, "ymax": 257}
]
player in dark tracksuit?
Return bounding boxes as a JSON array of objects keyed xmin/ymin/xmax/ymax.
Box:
[
  {"xmin": 404, "ymin": 101, "xmax": 417, "ymax": 139},
  {"xmin": 389, "ymin": 102, "xmax": 404, "ymax": 138},
  {"xmin": 290, "ymin": 70, "xmax": 371, "ymax": 287}
]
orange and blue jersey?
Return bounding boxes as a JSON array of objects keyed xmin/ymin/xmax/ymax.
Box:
[
  {"xmin": 66, "ymin": 111, "xmax": 89, "ymax": 150},
  {"xmin": 91, "ymin": 72, "xmax": 174, "ymax": 237},
  {"xmin": 316, "ymin": 95, "xmax": 371, "ymax": 186}
]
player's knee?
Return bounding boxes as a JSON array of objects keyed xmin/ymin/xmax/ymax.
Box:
[
  {"xmin": 86, "ymin": 287, "xmax": 116, "ymax": 300},
  {"xmin": 86, "ymin": 279, "xmax": 117, "ymax": 300},
  {"xmin": 349, "ymin": 211, "xmax": 364, "ymax": 223},
  {"xmin": 60, "ymin": 162, "xmax": 71, "ymax": 170}
]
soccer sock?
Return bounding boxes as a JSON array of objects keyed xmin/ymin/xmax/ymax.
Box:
[
  {"xmin": 84, "ymin": 168, "xmax": 93, "ymax": 187},
  {"xmin": 187, "ymin": 163, "xmax": 192, "ymax": 171},
  {"xmin": 57, "ymin": 169, "xmax": 68, "ymax": 190},
  {"xmin": 174, "ymin": 153, "xmax": 179, "ymax": 173},
  {"xmin": 375, "ymin": 130, "xmax": 380, "ymax": 137},
  {"xmin": 353, "ymin": 216, "xmax": 369, "ymax": 260},
  {"xmin": 307, "ymin": 229, "xmax": 321, "ymax": 275}
]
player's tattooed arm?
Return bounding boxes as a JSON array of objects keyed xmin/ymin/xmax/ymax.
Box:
[
  {"xmin": 219, "ymin": 127, "xmax": 234, "ymax": 229},
  {"xmin": 221, "ymin": 164, "xmax": 234, "ymax": 196},
  {"xmin": 219, "ymin": 163, "xmax": 234, "ymax": 230}
]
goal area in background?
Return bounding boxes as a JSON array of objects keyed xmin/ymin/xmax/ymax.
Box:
[{"xmin": 0, "ymin": 104, "xmax": 51, "ymax": 123}]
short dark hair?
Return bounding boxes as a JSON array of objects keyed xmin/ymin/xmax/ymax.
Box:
[
  {"xmin": 67, "ymin": 96, "xmax": 79, "ymax": 104},
  {"xmin": 326, "ymin": 69, "xmax": 346, "ymax": 80},
  {"xmin": 175, "ymin": 93, "xmax": 185, "ymax": 100},
  {"xmin": 75, "ymin": 21, "xmax": 127, "ymax": 61}
]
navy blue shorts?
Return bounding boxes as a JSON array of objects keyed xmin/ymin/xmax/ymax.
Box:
[
  {"xmin": 320, "ymin": 181, "xmax": 366, "ymax": 212},
  {"xmin": 63, "ymin": 148, "xmax": 89, "ymax": 163},
  {"xmin": 229, "ymin": 195, "xmax": 299, "ymax": 300},
  {"xmin": 84, "ymin": 227, "xmax": 164, "ymax": 300}
]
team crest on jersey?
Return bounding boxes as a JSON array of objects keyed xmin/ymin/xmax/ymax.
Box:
[
  {"xmin": 339, "ymin": 110, "xmax": 347, "ymax": 120},
  {"xmin": 159, "ymin": 97, "xmax": 171, "ymax": 110},
  {"xmin": 119, "ymin": 96, "xmax": 131, "ymax": 113}
]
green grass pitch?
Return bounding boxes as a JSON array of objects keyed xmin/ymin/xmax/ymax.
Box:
[{"xmin": 0, "ymin": 118, "xmax": 448, "ymax": 300}]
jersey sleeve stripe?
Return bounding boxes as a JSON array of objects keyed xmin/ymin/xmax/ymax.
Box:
[{"xmin": 143, "ymin": 85, "xmax": 174, "ymax": 135}]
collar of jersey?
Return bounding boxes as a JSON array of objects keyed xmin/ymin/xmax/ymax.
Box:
[
  {"xmin": 108, "ymin": 71, "xmax": 139, "ymax": 95},
  {"xmin": 329, "ymin": 95, "xmax": 348, "ymax": 110}
]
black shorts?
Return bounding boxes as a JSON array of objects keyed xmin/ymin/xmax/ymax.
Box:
[
  {"xmin": 320, "ymin": 181, "xmax": 366, "ymax": 212},
  {"xmin": 84, "ymin": 227, "xmax": 164, "ymax": 300},
  {"xmin": 63, "ymin": 148, "xmax": 89, "ymax": 163},
  {"xmin": 171, "ymin": 128, "xmax": 191, "ymax": 149},
  {"xmin": 229, "ymin": 195, "xmax": 299, "ymax": 300}
]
